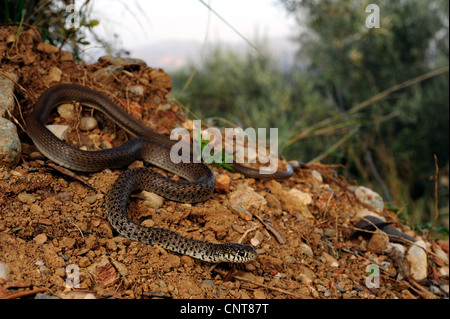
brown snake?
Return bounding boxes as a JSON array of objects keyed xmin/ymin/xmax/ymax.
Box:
[{"xmin": 26, "ymin": 84, "xmax": 294, "ymax": 263}]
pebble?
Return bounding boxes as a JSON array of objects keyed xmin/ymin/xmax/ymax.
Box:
[
  {"xmin": 57, "ymin": 103, "xmax": 75, "ymax": 118},
  {"xmin": 0, "ymin": 262, "xmax": 11, "ymax": 281},
  {"xmin": 129, "ymin": 85, "xmax": 145, "ymax": 96},
  {"xmin": 367, "ymin": 229, "xmax": 390, "ymax": 252},
  {"xmin": 46, "ymin": 66, "xmax": 62, "ymax": 83},
  {"xmin": 86, "ymin": 194, "xmax": 101, "ymax": 204},
  {"xmin": 17, "ymin": 192, "xmax": 37, "ymax": 204},
  {"xmin": 250, "ymin": 231, "xmax": 264, "ymax": 247},
  {"xmin": 299, "ymin": 243, "xmax": 314, "ymax": 257},
  {"xmin": 288, "ymin": 188, "xmax": 313, "ymax": 205},
  {"xmin": 201, "ymin": 279, "xmax": 214, "ymax": 287},
  {"xmin": 0, "ymin": 117, "xmax": 21, "ymax": 167},
  {"xmin": 79, "ymin": 117, "xmax": 98, "ymax": 131},
  {"xmin": 35, "ymin": 293, "xmax": 59, "ymax": 299},
  {"xmin": 229, "ymin": 184, "xmax": 267, "ymax": 211},
  {"xmin": 311, "ymin": 169, "xmax": 323, "ymax": 182},
  {"xmin": 0, "ymin": 71, "xmax": 19, "ymax": 117},
  {"xmin": 33, "ymin": 233, "xmax": 47, "ymax": 245},
  {"xmin": 352, "ymin": 186, "xmax": 384, "ymax": 212},
  {"xmin": 37, "ymin": 42, "xmax": 59, "ymax": 54},
  {"xmin": 406, "ymin": 240, "xmax": 428, "ymax": 281},
  {"xmin": 46, "ymin": 124, "xmax": 71, "ymax": 140},
  {"xmin": 141, "ymin": 191, "xmax": 164, "ymax": 209},
  {"xmin": 322, "ymin": 252, "xmax": 339, "ymax": 267}
]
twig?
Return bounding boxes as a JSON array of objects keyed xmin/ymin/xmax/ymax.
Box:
[
  {"xmin": 252, "ymin": 213, "xmax": 286, "ymax": 245},
  {"xmin": 1, "ymin": 288, "xmax": 47, "ymax": 299},
  {"xmin": 429, "ymin": 154, "xmax": 439, "ymax": 239}
]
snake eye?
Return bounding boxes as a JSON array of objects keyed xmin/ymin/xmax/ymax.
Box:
[{"xmin": 237, "ymin": 250, "xmax": 247, "ymax": 258}]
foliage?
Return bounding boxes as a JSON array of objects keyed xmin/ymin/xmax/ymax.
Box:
[{"xmin": 0, "ymin": 0, "xmax": 124, "ymax": 60}]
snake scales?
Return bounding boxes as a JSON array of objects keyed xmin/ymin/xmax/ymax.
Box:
[{"xmin": 26, "ymin": 84, "xmax": 294, "ymax": 263}]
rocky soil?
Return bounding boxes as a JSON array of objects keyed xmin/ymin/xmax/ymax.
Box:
[{"xmin": 0, "ymin": 25, "xmax": 448, "ymax": 299}]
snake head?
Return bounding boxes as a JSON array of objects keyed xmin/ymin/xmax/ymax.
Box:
[{"xmin": 218, "ymin": 243, "xmax": 258, "ymax": 263}]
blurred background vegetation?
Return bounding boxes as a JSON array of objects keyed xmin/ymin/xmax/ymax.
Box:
[{"xmin": 1, "ymin": 0, "xmax": 448, "ymax": 235}]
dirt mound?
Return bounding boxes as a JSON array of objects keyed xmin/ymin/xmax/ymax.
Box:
[{"xmin": 0, "ymin": 25, "xmax": 448, "ymax": 299}]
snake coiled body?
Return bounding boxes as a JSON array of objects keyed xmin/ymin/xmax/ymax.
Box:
[{"xmin": 26, "ymin": 84, "xmax": 293, "ymax": 263}]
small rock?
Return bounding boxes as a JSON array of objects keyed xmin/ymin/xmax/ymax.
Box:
[
  {"xmin": 353, "ymin": 186, "xmax": 384, "ymax": 212},
  {"xmin": 324, "ymin": 228, "xmax": 336, "ymax": 237},
  {"xmin": 288, "ymin": 188, "xmax": 312, "ymax": 205},
  {"xmin": 86, "ymin": 194, "xmax": 100, "ymax": 204},
  {"xmin": 33, "ymin": 234, "xmax": 47, "ymax": 245},
  {"xmin": 35, "ymin": 293, "xmax": 59, "ymax": 299},
  {"xmin": 18, "ymin": 192, "xmax": 37, "ymax": 204},
  {"xmin": 46, "ymin": 66, "xmax": 62, "ymax": 83},
  {"xmin": 129, "ymin": 85, "xmax": 145, "ymax": 96},
  {"xmin": 57, "ymin": 103, "xmax": 75, "ymax": 118},
  {"xmin": 79, "ymin": 117, "xmax": 98, "ymax": 131},
  {"xmin": 215, "ymin": 174, "xmax": 231, "ymax": 193},
  {"xmin": 367, "ymin": 229, "xmax": 389, "ymax": 252},
  {"xmin": 37, "ymin": 42, "xmax": 59, "ymax": 54},
  {"xmin": 311, "ymin": 170, "xmax": 323, "ymax": 182},
  {"xmin": 46, "ymin": 124, "xmax": 71, "ymax": 140},
  {"xmin": 141, "ymin": 191, "xmax": 164, "ymax": 209},
  {"xmin": 0, "ymin": 117, "xmax": 21, "ymax": 167},
  {"xmin": 322, "ymin": 252, "xmax": 339, "ymax": 267},
  {"xmin": 0, "ymin": 71, "xmax": 19, "ymax": 117},
  {"xmin": 0, "ymin": 263, "xmax": 11, "ymax": 281},
  {"xmin": 30, "ymin": 203, "xmax": 44, "ymax": 214},
  {"xmin": 406, "ymin": 240, "xmax": 428, "ymax": 281},
  {"xmin": 201, "ymin": 279, "xmax": 214, "ymax": 287},
  {"xmin": 250, "ymin": 231, "xmax": 264, "ymax": 247},
  {"xmin": 299, "ymin": 243, "xmax": 314, "ymax": 257},
  {"xmin": 141, "ymin": 219, "xmax": 155, "ymax": 227},
  {"xmin": 229, "ymin": 184, "xmax": 267, "ymax": 211},
  {"xmin": 284, "ymin": 255, "xmax": 297, "ymax": 265}
]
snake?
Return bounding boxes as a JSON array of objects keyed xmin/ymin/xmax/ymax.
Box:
[{"xmin": 26, "ymin": 83, "xmax": 294, "ymax": 263}]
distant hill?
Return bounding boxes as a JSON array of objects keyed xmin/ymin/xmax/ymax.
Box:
[{"xmin": 129, "ymin": 36, "xmax": 298, "ymax": 72}]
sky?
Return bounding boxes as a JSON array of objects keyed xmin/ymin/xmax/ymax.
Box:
[{"xmin": 88, "ymin": 0, "xmax": 297, "ymax": 69}]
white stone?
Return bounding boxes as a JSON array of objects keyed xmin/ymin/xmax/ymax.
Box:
[
  {"xmin": 353, "ymin": 186, "xmax": 384, "ymax": 212},
  {"xmin": 311, "ymin": 170, "xmax": 323, "ymax": 182},
  {"xmin": 141, "ymin": 191, "xmax": 164, "ymax": 209},
  {"xmin": 406, "ymin": 240, "xmax": 428, "ymax": 281},
  {"xmin": 57, "ymin": 103, "xmax": 75, "ymax": 118},
  {"xmin": 0, "ymin": 262, "xmax": 11, "ymax": 281},
  {"xmin": 79, "ymin": 117, "xmax": 98, "ymax": 131},
  {"xmin": 288, "ymin": 188, "xmax": 312, "ymax": 205},
  {"xmin": 229, "ymin": 184, "xmax": 267, "ymax": 211},
  {"xmin": 46, "ymin": 124, "xmax": 71, "ymax": 140}
]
